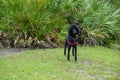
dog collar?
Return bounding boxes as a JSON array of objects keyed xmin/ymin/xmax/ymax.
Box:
[{"xmin": 67, "ymin": 39, "xmax": 78, "ymax": 46}]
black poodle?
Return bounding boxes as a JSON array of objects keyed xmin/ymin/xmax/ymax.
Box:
[{"xmin": 64, "ymin": 24, "xmax": 80, "ymax": 61}]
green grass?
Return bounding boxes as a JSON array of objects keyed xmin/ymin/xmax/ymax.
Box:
[{"xmin": 0, "ymin": 46, "xmax": 120, "ymax": 80}]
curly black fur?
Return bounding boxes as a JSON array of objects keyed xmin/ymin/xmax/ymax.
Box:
[{"xmin": 64, "ymin": 24, "xmax": 80, "ymax": 61}]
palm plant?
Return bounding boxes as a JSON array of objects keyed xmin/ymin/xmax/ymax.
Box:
[
  {"xmin": 0, "ymin": 0, "xmax": 120, "ymax": 47},
  {"xmin": 74, "ymin": 0, "xmax": 120, "ymax": 45}
]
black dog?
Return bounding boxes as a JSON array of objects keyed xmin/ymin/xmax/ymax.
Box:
[{"xmin": 64, "ymin": 24, "xmax": 80, "ymax": 61}]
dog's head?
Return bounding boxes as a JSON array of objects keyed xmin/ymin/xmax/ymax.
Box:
[{"xmin": 69, "ymin": 24, "xmax": 79, "ymax": 36}]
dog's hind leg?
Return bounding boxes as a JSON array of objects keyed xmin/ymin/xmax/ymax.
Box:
[
  {"xmin": 74, "ymin": 46, "xmax": 77, "ymax": 61},
  {"xmin": 67, "ymin": 45, "xmax": 71, "ymax": 61}
]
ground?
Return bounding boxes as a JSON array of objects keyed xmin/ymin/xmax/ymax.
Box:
[{"xmin": 0, "ymin": 46, "xmax": 120, "ymax": 80}]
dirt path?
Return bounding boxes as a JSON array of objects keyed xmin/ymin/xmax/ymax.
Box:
[{"xmin": 0, "ymin": 48, "xmax": 31, "ymax": 57}]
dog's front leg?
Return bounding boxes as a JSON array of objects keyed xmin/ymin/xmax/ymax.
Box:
[
  {"xmin": 64, "ymin": 40, "xmax": 67, "ymax": 55},
  {"xmin": 72, "ymin": 46, "xmax": 75, "ymax": 56},
  {"xmin": 74, "ymin": 45, "xmax": 77, "ymax": 61},
  {"xmin": 67, "ymin": 45, "xmax": 71, "ymax": 61}
]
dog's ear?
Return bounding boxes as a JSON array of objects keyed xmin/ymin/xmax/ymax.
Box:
[{"xmin": 79, "ymin": 27, "xmax": 83, "ymax": 35}]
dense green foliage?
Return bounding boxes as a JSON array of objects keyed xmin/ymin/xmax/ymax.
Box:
[
  {"xmin": 0, "ymin": 46, "xmax": 120, "ymax": 80},
  {"xmin": 0, "ymin": 0, "xmax": 120, "ymax": 47}
]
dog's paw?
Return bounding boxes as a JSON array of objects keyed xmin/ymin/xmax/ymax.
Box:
[
  {"xmin": 64, "ymin": 53, "xmax": 66, "ymax": 55},
  {"xmin": 75, "ymin": 58, "xmax": 77, "ymax": 62},
  {"xmin": 68, "ymin": 59, "xmax": 70, "ymax": 61},
  {"xmin": 72, "ymin": 53, "xmax": 74, "ymax": 56},
  {"xmin": 67, "ymin": 58, "xmax": 70, "ymax": 61}
]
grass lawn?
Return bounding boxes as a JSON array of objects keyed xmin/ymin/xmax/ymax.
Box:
[{"xmin": 0, "ymin": 46, "xmax": 120, "ymax": 80}]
